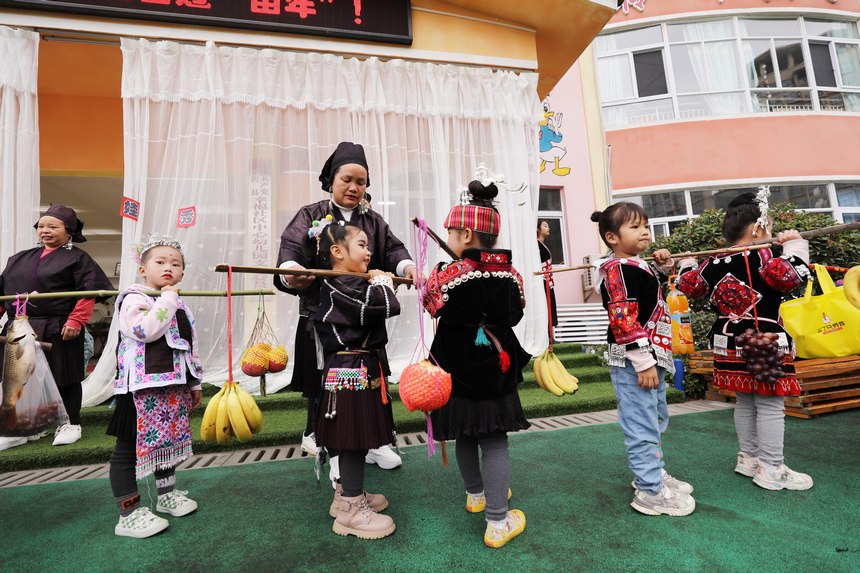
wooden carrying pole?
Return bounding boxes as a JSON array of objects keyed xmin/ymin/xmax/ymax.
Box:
[
  {"xmin": 212, "ymin": 264, "xmax": 414, "ymax": 286},
  {"xmin": 0, "ymin": 335, "xmax": 52, "ymax": 351},
  {"xmin": 0, "ymin": 289, "xmax": 276, "ymax": 302},
  {"xmin": 534, "ymin": 221, "xmax": 860, "ymax": 276},
  {"xmin": 411, "ymin": 217, "xmax": 460, "ymax": 260}
]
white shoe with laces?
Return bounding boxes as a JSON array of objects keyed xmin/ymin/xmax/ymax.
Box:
[
  {"xmin": 734, "ymin": 451, "xmax": 760, "ymax": 477},
  {"xmin": 631, "ymin": 485, "xmax": 696, "ymax": 517},
  {"xmin": 52, "ymin": 424, "xmax": 82, "ymax": 446},
  {"xmin": 115, "ymin": 507, "xmax": 169, "ymax": 538},
  {"xmin": 156, "ymin": 490, "xmax": 198, "ymax": 517},
  {"xmin": 301, "ymin": 433, "xmax": 319, "ymax": 456},
  {"xmin": 630, "ymin": 469, "xmax": 694, "ymax": 495},
  {"xmin": 753, "ymin": 462, "xmax": 813, "ymax": 491},
  {"xmin": 365, "ymin": 445, "xmax": 402, "ymax": 470}
]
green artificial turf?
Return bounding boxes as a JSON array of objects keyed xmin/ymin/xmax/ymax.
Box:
[
  {"xmin": 2, "ymin": 408, "xmax": 858, "ymax": 573},
  {"xmin": 0, "ymin": 344, "xmax": 684, "ymax": 472}
]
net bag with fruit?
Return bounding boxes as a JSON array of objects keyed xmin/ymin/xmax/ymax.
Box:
[{"xmin": 241, "ymin": 296, "xmax": 288, "ymax": 388}]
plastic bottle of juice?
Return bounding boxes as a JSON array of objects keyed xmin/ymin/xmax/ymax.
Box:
[{"xmin": 666, "ymin": 276, "xmax": 695, "ymax": 355}]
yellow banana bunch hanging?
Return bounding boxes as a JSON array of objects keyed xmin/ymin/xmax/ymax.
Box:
[
  {"xmin": 533, "ymin": 349, "xmax": 579, "ymax": 396},
  {"xmin": 200, "ymin": 381, "xmax": 264, "ymax": 444}
]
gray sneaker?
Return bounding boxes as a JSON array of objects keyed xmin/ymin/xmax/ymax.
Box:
[
  {"xmin": 753, "ymin": 462, "xmax": 813, "ymax": 491},
  {"xmin": 631, "ymin": 485, "xmax": 696, "ymax": 517},
  {"xmin": 734, "ymin": 452, "xmax": 760, "ymax": 477},
  {"xmin": 115, "ymin": 507, "xmax": 169, "ymax": 538}
]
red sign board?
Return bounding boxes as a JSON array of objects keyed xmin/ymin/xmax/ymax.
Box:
[{"xmin": 0, "ymin": 0, "xmax": 413, "ymax": 44}]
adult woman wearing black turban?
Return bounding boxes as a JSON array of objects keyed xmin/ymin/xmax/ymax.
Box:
[
  {"xmin": 0, "ymin": 205, "xmax": 113, "ymax": 448},
  {"xmin": 275, "ymin": 142, "xmax": 416, "ymax": 470}
]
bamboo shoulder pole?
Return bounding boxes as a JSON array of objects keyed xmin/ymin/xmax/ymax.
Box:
[
  {"xmin": 0, "ymin": 289, "xmax": 275, "ymax": 302},
  {"xmin": 533, "ymin": 221, "xmax": 860, "ymax": 276},
  {"xmin": 212, "ymin": 264, "xmax": 413, "ymax": 286},
  {"xmin": 411, "ymin": 217, "xmax": 460, "ymax": 260}
]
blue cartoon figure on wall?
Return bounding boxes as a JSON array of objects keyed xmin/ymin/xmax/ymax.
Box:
[{"xmin": 539, "ymin": 97, "xmax": 570, "ymax": 176}]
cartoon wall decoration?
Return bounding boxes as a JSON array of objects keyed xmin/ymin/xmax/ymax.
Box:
[
  {"xmin": 539, "ymin": 97, "xmax": 571, "ymax": 176},
  {"xmin": 617, "ymin": 0, "xmax": 646, "ymax": 15}
]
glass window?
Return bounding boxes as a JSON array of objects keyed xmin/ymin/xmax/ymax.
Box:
[
  {"xmin": 538, "ymin": 187, "xmax": 562, "ymax": 211},
  {"xmin": 743, "ymin": 40, "xmax": 777, "ymax": 88},
  {"xmin": 774, "ymin": 40, "xmax": 808, "ymax": 87},
  {"xmin": 602, "ymin": 98, "xmax": 675, "ymax": 128},
  {"xmin": 751, "ymin": 90, "xmax": 813, "ymax": 112},
  {"xmin": 633, "ymin": 50, "xmax": 668, "ymax": 97},
  {"xmin": 594, "ymin": 26, "xmax": 662, "ymax": 54},
  {"xmin": 671, "ymin": 41, "xmax": 742, "ymax": 93},
  {"xmin": 836, "ymin": 44, "xmax": 860, "ymax": 87},
  {"xmin": 810, "ymin": 43, "xmax": 838, "ymax": 87},
  {"xmin": 805, "ymin": 19, "xmax": 860, "ymax": 40},
  {"xmin": 740, "ymin": 18, "xmax": 802, "ymax": 38},
  {"xmin": 597, "ymin": 55, "xmax": 635, "ymax": 102},
  {"xmin": 836, "ymin": 184, "xmax": 860, "ymax": 207},
  {"xmin": 641, "ymin": 192, "xmax": 686, "ymax": 218},
  {"xmin": 843, "ymin": 212, "xmax": 860, "ymax": 224},
  {"xmin": 677, "ymin": 93, "xmax": 747, "ymax": 118},
  {"xmin": 667, "ymin": 19, "xmax": 734, "ymax": 43},
  {"xmin": 769, "ymin": 184, "xmax": 830, "ymax": 208},
  {"xmin": 818, "ymin": 91, "xmax": 860, "ymax": 112}
]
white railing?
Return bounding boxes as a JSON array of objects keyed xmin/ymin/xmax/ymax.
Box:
[{"xmin": 555, "ymin": 304, "xmax": 609, "ymax": 345}]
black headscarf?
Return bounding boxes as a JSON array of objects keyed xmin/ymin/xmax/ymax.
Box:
[
  {"xmin": 34, "ymin": 204, "xmax": 87, "ymax": 243},
  {"xmin": 318, "ymin": 142, "xmax": 370, "ymax": 192}
]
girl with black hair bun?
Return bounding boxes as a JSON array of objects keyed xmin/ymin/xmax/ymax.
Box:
[
  {"xmin": 591, "ymin": 202, "xmax": 696, "ymax": 517},
  {"xmin": 536, "ymin": 219, "xmax": 558, "ymax": 331},
  {"xmin": 677, "ymin": 191, "xmax": 813, "ymax": 491},
  {"xmin": 422, "ymin": 178, "xmax": 531, "ymax": 549},
  {"xmin": 309, "ymin": 219, "xmax": 401, "ymax": 540}
]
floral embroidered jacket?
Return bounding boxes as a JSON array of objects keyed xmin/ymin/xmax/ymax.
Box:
[
  {"xmin": 114, "ymin": 284, "xmax": 203, "ymax": 394},
  {"xmin": 677, "ymin": 247, "xmax": 809, "ymax": 353},
  {"xmin": 597, "ymin": 257, "xmax": 675, "ymax": 373}
]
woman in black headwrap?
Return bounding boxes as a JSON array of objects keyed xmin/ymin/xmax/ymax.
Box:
[
  {"xmin": 275, "ymin": 142, "xmax": 416, "ymax": 469},
  {"xmin": 0, "ymin": 205, "xmax": 113, "ymax": 448}
]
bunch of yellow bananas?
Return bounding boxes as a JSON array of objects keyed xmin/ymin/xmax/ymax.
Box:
[
  {"xmin": 200, "ymin": 381, "xmax": 264, "ymax": 444},
  {"xmin": 533, "ymin": 349, "xmax": 579, "ymax": 397}
]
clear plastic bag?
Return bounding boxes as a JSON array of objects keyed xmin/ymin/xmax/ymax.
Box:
[{"xmin": 1, "ymin": 343, "xmax": 69, "ymax": 437}]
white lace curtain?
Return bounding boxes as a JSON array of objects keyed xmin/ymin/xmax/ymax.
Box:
[
  {"xmin": 0, "ymin": 26, "xmax": 40, "ymax": 273},
  {"xmin": 83, "ymin": 38, "xmax": 546, "ymax": 405}
]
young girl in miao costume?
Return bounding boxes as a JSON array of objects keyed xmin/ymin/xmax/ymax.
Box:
[
  {"xmin": 311, "ymin": 219, "xmax": 400, "ymax": 540},
  {"xmin": 422, "ymin": 179, "xmax": 531, "ymax": 548},
  {"xmin": 591, "ymin": 203, "xmax": 696, "ymax": 517},
  {"xmin": 108, "ymin": 237, "xmax": 203, "ymax": 538},
  {"xmin": 677, "ymin": 189, "xmax": 813, "ymax": 491}
]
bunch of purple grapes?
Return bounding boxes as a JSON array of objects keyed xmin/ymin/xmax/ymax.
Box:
[{"xmin": 735, "ymin": 328, "xmax": 787, "ymax": 385}]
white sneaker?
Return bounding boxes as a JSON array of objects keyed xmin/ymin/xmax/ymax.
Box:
[
  {"xmin": 365, "ymin": 445, "xmax": 402, "ymax": 470},
  {"xmin": 753, "ymin": 462, "xmax": 813, "ymax": 491},
  {"xmin": 52, "ymin": 424, "xmax": 82, "ymax": 446},
  {"xmin": 734, "ymin": 452, "xmax": 760, "ymax": 477},
  {"xmin": 631, "ymin": 485, "xmax": 696, "ymax": 517},
  {"xmin": 115, "ymin": 507, "xmax": 169, "ymax": 538},
  {"xmin": 329, "ymin": 455, "xmax": 340, "ymax": 490},
  {"xmin": 156, "ymin": 490, "xmax": 198, "ymax": 517},
  {"xmin": 0, "ymin": 436, "xmax": 27, "ymax": 452},
  {"xmin": 301, "ymin": 433, "xmax": 319, "ymax": 456},
  {"xmin": 631, "ymin": 469, "xmax": 694, "ymax": 495}
]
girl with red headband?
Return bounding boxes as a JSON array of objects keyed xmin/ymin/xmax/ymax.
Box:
[{"xmin": 422, "ymin": 179, "xmax": 531, "ymax": 548}]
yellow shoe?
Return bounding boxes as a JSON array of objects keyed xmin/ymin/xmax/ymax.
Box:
[
  {"xmin": 465, "ymin": 488, "xmax": 513, "ymax": 513},
  {"xmin": 483, "ymin": 510, "xmax": 526, "ymax": 548}
]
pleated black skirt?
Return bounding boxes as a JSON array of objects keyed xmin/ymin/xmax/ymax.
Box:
[
  {"xmin": 106, "ymin": 392, "xmax": 136, "ymax": 440},
  {"xmin": 430, "ymin": 391, "xmax": 530, "ymax": 441},
  {"xmin": 315, "ymin": 385, "xmax": 394, "ymax": 451}
]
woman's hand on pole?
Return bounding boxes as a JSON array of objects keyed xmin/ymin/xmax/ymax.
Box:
[
  {"xmin": 284, "ymin": 265, "xmax": 316, "ymax": 290},
  {"xmin": 403, "ymin": 265, "xmax": 418, "ymax": 289}
]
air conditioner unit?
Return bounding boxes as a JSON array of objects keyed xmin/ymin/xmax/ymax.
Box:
[{"xmin": 580, "ymin": 254, "xmax": 603, "ymax": 291}]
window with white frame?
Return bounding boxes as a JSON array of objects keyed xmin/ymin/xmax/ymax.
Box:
[
  {"xmin": 622, "ymin": 181, "xmax": 857, "ymax": 237},
  {"xmin": 537, "ymin": 187, "xmax": 568, "ymax": 265},
  {"xmin": 595, "ymin": 16, "xmax": 860, "ymax": 128}
]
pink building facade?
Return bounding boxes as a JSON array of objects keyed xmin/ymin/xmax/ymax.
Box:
[{"xmin": 541, "ymin": 0, "xmax": 860, "ymax": 305}]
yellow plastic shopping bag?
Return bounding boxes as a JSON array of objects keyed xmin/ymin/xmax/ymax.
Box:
[{"xmin": 781, "ymin": 264, "xmax": 860, "ymax": 358}]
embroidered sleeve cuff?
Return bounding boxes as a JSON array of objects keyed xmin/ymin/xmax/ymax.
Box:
[
  {"xmin": 370, "ymin": 274, "xmax": 395, "ymax": 290},
  {"xmin": 780, "ymin": 239, "xmax": 809, "ymax": 265}
]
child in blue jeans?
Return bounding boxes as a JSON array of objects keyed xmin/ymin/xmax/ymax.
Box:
[{"xmin": 591, "ymin": 204, "xmax": 695, "ymax": 517}]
